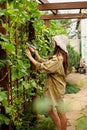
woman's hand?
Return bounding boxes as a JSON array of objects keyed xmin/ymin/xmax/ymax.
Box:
[
  {"xmin": 29, "ymin": 45, "xmax": 36, "ymax": 53},
  {"xmin": 25, "ymin": 49, "xmax": 32, "ymax": 58},
  {"xmin": 25, "ymin": 49, "xmax": 37, "ymax": 66},
  {"xmin": 29, "ymin": 46, "xmax": 35, "ymax": 52}
]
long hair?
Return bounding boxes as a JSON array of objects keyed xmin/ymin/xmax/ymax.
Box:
[{"xmin": 53, "ymin": 45, "xmax": 68, "ymax": 75}]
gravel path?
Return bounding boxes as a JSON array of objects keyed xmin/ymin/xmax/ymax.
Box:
[{"xmin": 65, "ymin": 73, "xmax": 87, "ymax": 130}]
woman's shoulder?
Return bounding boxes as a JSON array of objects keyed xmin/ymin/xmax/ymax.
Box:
[
  {"xmin": 48, "ymin": 55, "xmax": 63, "ymax": 63},
  {"xmin": 52, "ymin": 55, "xmax": 63, "ymax": 61},
  {"xmin": 49, "ymin": 55, "xmax": 57, "ymax": 60},
  {"xmin": 57, "ymin": 55, "xmax": 63, "ymax": 61}
]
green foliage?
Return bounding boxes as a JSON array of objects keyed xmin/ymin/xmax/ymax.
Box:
[
  {"xmin": 0, "ymin": 0, "xmax": 5, "ymax": 3},
  {"xmin": 67, "ymin": 44, "xmax": 80, "ymax": 72},
  {"xmin": 0, "ymin": 88, "xmax": 10, "ymax": 125},
  {"xmin": 66, "ymin": 82, "xmax": 80, "ymax": 94},
  {"xmin": 50, "ymin": 20, "xmax": 68, "ymax": 35},
  {"xmin": 8, "ymin": 95, "xmax": 24, "ymax": 129},
  {"xmin": 20, "ymin": 115, "xmax": 55, "ymax": 130},
  {"xmin": 76, "ymin": 117, "xmax": 87, "ymax": 130},
  {"xmin": 76, "ymin": 106, "xmax": 87, "ymax": 130},
  {"xmin": 22, "ymin": 115, "xmax": 55, "ymax": 130},
  {"xmin": 0, "ymin": 89, "xmax": 8, "ymax": 106},
  {"xmin": 35, "ymin": 116, "xmax": 55, "ymax": 130},
  {"xmin": 0, "ymin": 114, "xmax": 10, "ymax": 125},
  {"xmin": 0, "ymin": 0, "xmax": 40, "ymax": 128},
  {"xmin": 0, "ymin": 0, "xmax": 70, "ymax": 129}
]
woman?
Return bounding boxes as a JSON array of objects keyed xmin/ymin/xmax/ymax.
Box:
[{"xmin": 25, "ymin": 35, "xmax": 69, "ymax": 130}]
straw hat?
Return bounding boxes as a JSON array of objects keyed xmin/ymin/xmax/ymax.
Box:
[{"xmin": 52, "ymin": 35, "xmax": 68, "ymax": 53}]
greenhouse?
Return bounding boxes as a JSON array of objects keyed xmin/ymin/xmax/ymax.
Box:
[{"xmin": 0, "ymin": 0, "xmax": 87, "ymax": 130}]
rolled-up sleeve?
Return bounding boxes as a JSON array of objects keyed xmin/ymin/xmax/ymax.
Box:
[{"xmin": 35, "ymin": 57, "xmax": 61, "ymax": 74}]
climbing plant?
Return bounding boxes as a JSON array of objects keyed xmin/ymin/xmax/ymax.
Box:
[
  {"xmin": 0, "ymin": 0, "xmax": 41, "ymax": 128},
  {"xmin": 0, "ymin": 0, "xmax": 71, "ymax": 129}
]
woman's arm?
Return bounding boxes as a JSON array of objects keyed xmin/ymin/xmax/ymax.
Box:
[
  {"xmin": 34, "ymin": 50, "xmax": 45, "ymax": 62},
  {"xmin": 25, "ymin": 49, "xmax": 37, "ymax": 66},
  {"xmin": 28, "ymin": 45, "xmax": 45, "ymax": 62}
]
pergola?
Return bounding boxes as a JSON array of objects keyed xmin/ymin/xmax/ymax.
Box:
[{"xmin": 37, "ymin": 0, "xmax": 87, "ymax": 27}]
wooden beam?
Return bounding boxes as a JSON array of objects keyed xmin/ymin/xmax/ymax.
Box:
[
  {"xmin": 38, "ymin": 1, "xmax": 87, "ymax": 10},
  {"xmin": 38, "ymin": 0, "xmax": 49, "ymax": 4},
  {"xmin": 38, "ymin": 0, "xmax": 57, "ymax": 14},
  {"xmin": 40, "ymin": 13, "xmax": 87, "ymax": 20}
]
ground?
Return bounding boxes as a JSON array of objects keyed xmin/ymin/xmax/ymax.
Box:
[{"xmin": 65, "ymin": 73, "xmax": 87, "ymax": 130}]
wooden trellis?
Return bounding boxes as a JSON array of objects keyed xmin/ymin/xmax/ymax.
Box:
[
  {"xmin": 37, "ymin": 0, "xmax": 87, "ymax": 27},
  {"xmin": 0, "ymin": 2, "xmax": 36, "ymax": 130}
]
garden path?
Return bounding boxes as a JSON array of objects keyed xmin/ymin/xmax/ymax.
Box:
[{"xmin": 65, "ymin": 73, "xmax": 87, "ymax": 130}]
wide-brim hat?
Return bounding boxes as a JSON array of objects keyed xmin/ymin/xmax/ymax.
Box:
[{"xmin": 52, "ymin": 35, "xmax": 68, "ymax": 53}]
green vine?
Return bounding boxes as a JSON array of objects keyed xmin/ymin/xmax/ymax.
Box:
[{"xmin": 0, "ymin": 0, "xmax": 71, "ymax": 129}]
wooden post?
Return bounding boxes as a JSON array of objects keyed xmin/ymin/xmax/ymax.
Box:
[
  {"xmin": 0, "ymin": 1, "xmax": 9, "ymax": 99},
  {"xmin": 28, "ymin": 19, "xmax": 37, "ymax": 121},
  {"xmin": 44, "ymin": 19, "xmax": 50, "ymax": 28},
  {"xmin": 0, "ymin": 1, "xmax": 11, "ymax": 130}
]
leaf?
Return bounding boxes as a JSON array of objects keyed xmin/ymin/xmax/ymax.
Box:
[
  {"xmin": 2, "ymin": 99, "xmax": 8, "ymax": 107},
  {"xmin": 0, "ymin": 9, "xmax": 5, "ymax": 16},
  {"xmin": 0, "ymin": 95, "xmax": 3, "ymax": 101},
  {"xmin": 0, "ymin": 33, "xmax": 9, "ymax": 42},
  {"xmin": 22, "ymin": 81, "xmax": 30, "ymax": 90},
  {"xmin": 0, "ymin": 0, "xmax": 5, "ymax": 4},
  {"xmin": 1, "ymin": 42, "xmax": 15, "ymax": 53},
  {"xmin": 6, "ymin": 44, "xmax": 15, "ymax": 53}
]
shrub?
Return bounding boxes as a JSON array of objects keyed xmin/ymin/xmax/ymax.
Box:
[
  {"xmin": 67, "ymin": 44, "xmax": 80, "ymax": 72},
  {"xmin": 66, "ymin": 82, "xmax": 80, "ymax": 94}
]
